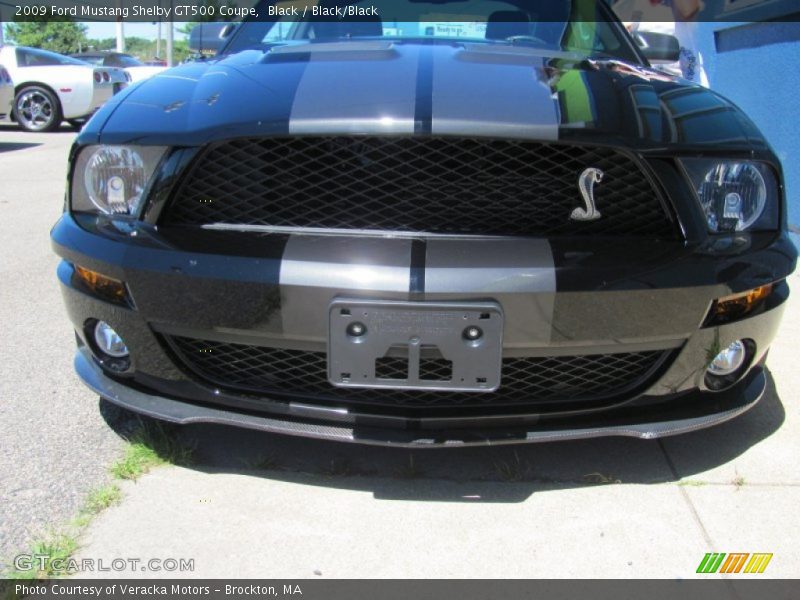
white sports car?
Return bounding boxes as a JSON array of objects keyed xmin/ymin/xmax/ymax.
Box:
[
  {"xmin": 0, "ymin": 63, "xmax": 12, "ymax": 121},
  {"xmin": 71, "ymin": 52, "xmax": 167, "ymax": 84},
  {"xmin": 0, "ymin": 46, "xmax": 129, "ymax": 132}
]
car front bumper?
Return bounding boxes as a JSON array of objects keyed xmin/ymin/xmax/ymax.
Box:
[
  {"xmin": 74, "ymin": 344, "xmax": 767, "ymax": 446},
  {"xmin": 52, "ymin": 212, "xmax": 796, "ymax": 445}
]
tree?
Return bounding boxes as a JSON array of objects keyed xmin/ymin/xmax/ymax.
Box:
[
  {"xmin": 121, "ymin": 37, "xmax": 153, "ymax": 57},
  {"xmin": 88, "ymin": 38, "xmax": 118, "ymax": 52},
  {"xmin": 5, "ymin": 22, "xmax": 88, "ymax": 54}
]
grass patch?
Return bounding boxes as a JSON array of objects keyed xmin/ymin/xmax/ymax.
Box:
[
  {"xmin": 493, "ymin": 451, "xmax": 533, "ymax": 482},
  {"xmin": 240, "ymin": 453, "xmax": 281, "ymax": 471},
  {"xmin": 5, "ymin": 533, "xmax": 79, "ymax": 580},
  {"xmin": 110, "ymin": 420, "xmax": 193, "ymax": 481},
  {"xmin": 110, "ymin": 441, "xmax": 165, "ymax": 480},
  {"xmin": 582, "ymin": 472, "xmax": 622, "ymax": 485},
  {"xmin": 322, "ymin": 458, "xmax": 352, "ymax": 478},
  {"xmin": 74, "ymin": 484, "xmax": 122, "ymax": 527},
  {"xmin": 678, "ymin": 479, "xmax": 707, "ymax": 487},
  {"xmin": 732, "ymin": 475, "xmax": 746, "ymax": 489},
  {"xmin": 394, "ymin": 455, "xmax": 422, "ymax": 479}
]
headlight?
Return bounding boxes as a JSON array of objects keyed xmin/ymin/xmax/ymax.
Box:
[
  {"xmin": 680, "ymin": 159, "xmax": 779, "ymax": 233},
  {"xmin": 71, "ymin": 145, "xmax": 167, "ymax": 216}
]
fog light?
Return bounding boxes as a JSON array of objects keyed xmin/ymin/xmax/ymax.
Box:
[
  {"xmin": 94, "ymin": 321, "xmax": 129, "ymax": 358},
  {"xmin": 704, "ymin": 339, "xmax": 754, "ymax": 391},
  {"xmin": 708, "ymin": 340, "xmax": 746, "ymax": 376}
]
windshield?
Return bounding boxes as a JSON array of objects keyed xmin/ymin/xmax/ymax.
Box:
[
  {"xmin": 74, "ymin": 55, "xmax": 104, "ymax": 65},
  {"xmin": 224, "ymin": 0, "xmax": 639, "ymax": 62},
  {"xmin": 110, "ymin": 54, "xmax": 145, "ymax": 68}
]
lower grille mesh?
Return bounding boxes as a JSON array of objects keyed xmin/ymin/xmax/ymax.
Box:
[{"xmin": 163, "ymin": 335, "xmax": 670, "ymax": 411}]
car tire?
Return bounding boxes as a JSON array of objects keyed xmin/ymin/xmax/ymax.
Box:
[{"xmin": 13, "ymin": 85, "xmax": 62, "ymax": 132}]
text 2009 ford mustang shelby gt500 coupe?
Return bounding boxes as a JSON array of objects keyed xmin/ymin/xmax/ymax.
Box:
[{"xmin": 51, "ymin": 0, "xmax": 797, "ymax": 446}]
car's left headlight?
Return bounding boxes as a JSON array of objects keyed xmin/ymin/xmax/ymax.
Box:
[
  {"xmin": 679, "ymin": 159, "xmax": 779, "ymax": 233},
  {"xmin": 71, "ymin": 145, "xmax": 167, "ymax": 216}
]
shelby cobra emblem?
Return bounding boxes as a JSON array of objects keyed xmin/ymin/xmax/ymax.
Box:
[{"xmin": 571, "ymin": 167, "xmax": 604, "ymax": 221}]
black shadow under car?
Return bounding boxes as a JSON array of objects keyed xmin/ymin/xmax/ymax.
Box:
[{"xmin": 51, "ymin": 0, "xmax": 797, "ymax": 446}]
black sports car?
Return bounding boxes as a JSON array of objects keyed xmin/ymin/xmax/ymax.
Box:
[{"xmin": 51, "ymin": 0, "xmax": 797, "ymax": 446}]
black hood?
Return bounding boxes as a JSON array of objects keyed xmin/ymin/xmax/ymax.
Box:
[{"xmin": 84, "ymin": 41, "xmax": 768, "ymax": 151}]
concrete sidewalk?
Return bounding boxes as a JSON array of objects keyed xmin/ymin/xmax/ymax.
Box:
[{"xmin": 73, "ymin": 273, "xmax": 800, "ymax": 578}]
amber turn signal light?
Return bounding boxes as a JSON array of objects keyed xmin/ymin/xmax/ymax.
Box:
[
  {"xmin": 707, "ymin": 284, "xmax": 773, "ymax": 325},
  {"xmin": 74, "ymin": 265, "xmax": 129, "ymax": 305}
]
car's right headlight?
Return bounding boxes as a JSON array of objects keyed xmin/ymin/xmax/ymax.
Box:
[
  {"xmin": 679, "ymin": 159, "xmax": 779, "ymax": 233},
  {"xmin": 71, "ymin": 145, "xmax": 167, "ymax": 217}
]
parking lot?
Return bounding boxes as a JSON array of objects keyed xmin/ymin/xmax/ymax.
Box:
[{"xmin": 1, "ymin": 124, "xmax": 799, "ymax": 578}]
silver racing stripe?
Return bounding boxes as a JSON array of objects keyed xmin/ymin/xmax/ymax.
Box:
[
  {"xmin": 288, "ymin": 44, "xmax": 418, "ymax": 134},
  {"xmin": 277, "ymin": 236, "xmax": 556, "ymax": 351},
  {"xmin": 278, "ymin": 236, "xmax": 413, "ymax": 343},
  {"xmin": 287, "ymin": 42, "xmax": 559, "ymax": 138},
  {"xmin": 431, "ymin": 45, "xmax": 560, "ymax": 140},
  {"xmin": 278, "ymin": 235, "xmax": 557, "ymax": 349},
  {"xmin": 424, "ymin": 238, "xmax": 557, "ymax": 348}
]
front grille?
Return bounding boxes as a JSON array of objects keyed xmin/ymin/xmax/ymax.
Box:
[
  {"xmin": 163, "ymin": 335, "xmax": 672, "ymax": 414},
  {"xmin": 162, "ymin": 137, "xmax": 675, "ymax": 238}
]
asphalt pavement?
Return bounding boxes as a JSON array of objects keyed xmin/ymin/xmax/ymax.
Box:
[
  {"xmin": 0, "ymin": 124, "xmax": 130, "ymax": 571},
  {"xmin": 1, "ymin": 126, "xmax": 798, "ymax": 578}
]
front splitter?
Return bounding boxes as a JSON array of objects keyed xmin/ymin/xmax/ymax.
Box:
[{"xmin": 74, "ymin": 348, "xmax": 765, "ymax": 447}]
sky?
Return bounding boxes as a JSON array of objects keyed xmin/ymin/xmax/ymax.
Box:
[{"xmin": 84, "ymin": 22, "xmax": 188, "ymax": 41}]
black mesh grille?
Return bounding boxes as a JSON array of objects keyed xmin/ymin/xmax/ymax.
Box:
[
  {"xmin": 163, "ymin": 335, "xmax": 671, "ymax": 412},
  {"xmin": 162, "ymin": 137, "xmax": 675, "ymax": 238}
]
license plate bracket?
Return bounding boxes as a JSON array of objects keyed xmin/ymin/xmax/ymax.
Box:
[{"xmin": 328, "ymin": 299, "xmax": 503, "ymax": 392}]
